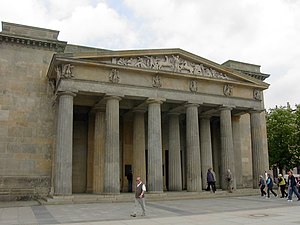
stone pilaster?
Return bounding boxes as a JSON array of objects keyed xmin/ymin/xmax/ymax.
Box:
[
  {"xmin": 54, "ymin": 91, "xmax": 76, "ymax": 195},
  {"xmin": 93, "ymin": 107, "xmax": 105, "ymax": 193},
  {"xmin": 104, "ymin": 96, "xmax": 121, "ymax": 194},
  {"xmin": 200, "ymin": 115, "xmax": 213, "ymax": 189},
  {"xmin": 185, "ymin": 104, "xmax": 201, "ymax": 192},
  {"xmin": 232, "ymin": 116, "xmax": 243, "ymax": 188},
  {"xmin": 250, "ymin": 110, "xmax": 265, "ymax": 188},
  {"xmin": 168, "ymin": 113, "xmax": 182, "ymax": 191},
  {"xmin": 147, "ymin": 99, "xmax": 163, "ymax": 193},
  {"xmin": 133, "ymin": 110, "xmax": 146, "ymax": 186},
  {"xmin": 219, "ymin": 106, "xmax": 235, "ymax": 190}
]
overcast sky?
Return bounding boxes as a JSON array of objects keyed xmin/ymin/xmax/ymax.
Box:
[{"xmin": 1, "ymin": 0, "xmax": 299, "ymax": 110}]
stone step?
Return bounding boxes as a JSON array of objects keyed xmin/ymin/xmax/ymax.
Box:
[{"xmin": 40, "ymin": 188, "xmax": 259, "ymax": 205}]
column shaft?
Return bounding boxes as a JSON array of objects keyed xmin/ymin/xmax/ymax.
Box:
[
  {"xmin": 250, "ymin": 111, "xmax": 265, "ymax": 188},
  {"xmin": 147, "ymin": 99, "xmax": 163, "ymax": 193},
  {"xmin": 186, "ymin": 104, "xmax": 201, "ymax": 192},
  {"xmin": 93, "ymin": 109, "xmax": 105, "ymax": 193},
  {"xmin": 232, "ymin": 116, "xmax": 243, "ymax": 188},
  {"xmin": 211, "ymin": 120, "xmax": 221, "ymax": 188},
  {"xmin": 104, "ymin": 96, "xmax": 121, "ymax": 194},
  {"xmin": 54, "ymin": 92, "xmax": 76, "ymax": 195},
  {"xmin": 220, "ymin": 107, "xmax": 235, "ymax": 190},
  {"xmin": 168, "ymin": 114, "xmax": 182, "ymax": 191},
  {"xmin": 133, "ymin": 111, "xmax": 146, "ymax": 185},
  {"xmin": 200, "ymin": 116, "xmax": 213, "ymax": 189}
]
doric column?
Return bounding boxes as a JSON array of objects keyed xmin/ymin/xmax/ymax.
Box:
[
  {"xmin": 232, "ymin": 116, "xmax": 243, "ymax": 188},
  {"xmin": 250, "ymin": 110, "xmax": 265, "ymax": 188},
  {"xmin": 104, "ymin": 96, "xmax": 121, "ymax": 194},
  {"xmin": 86, "ymin": 111, "xmax": 95, "ymax": 193},
  {"xmin": 54, "ymin": 91, "xmax": 76, "ymax": 195},
  {"xmin": 93, "ymin": 107, "xmax": 105, "ymax": 193},
  {"xmin": 200, "ymin": 115, "xmax": 213, "ymax": 190},
  {"xmin": 185, "ymin": 103, "xmax": 201, "ymax": 192},
  {"xmin": 219, "ymin": 106, "xmax": 235, "ymax": 190},
  {"xmin": 147, "ymin": 99, "xmax": 163, "ymax": 193},
  {"xmin": 211, "ymin": 119, "xmax": 221, "ymax": 188},
  {"xmin": 168, "ymin": 113, "xmax": 182, "ymax": 191},
  {"xmin": 133, "ymin": 110, "xmax": 146, "ymax": 186}
]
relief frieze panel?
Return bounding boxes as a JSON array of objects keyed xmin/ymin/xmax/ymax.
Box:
[
  {"xmin": 253, "ymin": 89, "xmax": 261, "ymax": 100},
  {"xmin": 111, "ymin": 55, "xmax": 230, "ymax": 80},
  {"xmin": 109, "ymin": 69, "xmax": 120, "ymax": 83}
]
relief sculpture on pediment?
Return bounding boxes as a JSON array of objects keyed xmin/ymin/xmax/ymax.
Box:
[{"xmin": 112, "ymin": 55, "xmax": 229, "ymax": 80}]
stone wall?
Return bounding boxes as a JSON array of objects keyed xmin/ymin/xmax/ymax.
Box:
[{"xmin": 0, "ymin": 23, "xmax": 60, "ymax": 200}]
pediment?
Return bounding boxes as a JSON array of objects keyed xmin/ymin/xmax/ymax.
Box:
[{"xmin": 55, "ymin": 48, "xmax": 269, "ymax": 89}]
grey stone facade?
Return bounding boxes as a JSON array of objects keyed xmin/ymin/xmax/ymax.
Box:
[{"xmin": 0, "ymin": 22, "xmax": 270, "ymax": 200}]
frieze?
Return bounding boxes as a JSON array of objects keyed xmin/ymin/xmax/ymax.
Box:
[
  {"xmin": 152, "ymin": 74, "xmax": 161, "ymax": 88},
  {"xmin": 189, "ymin": 80, "xmax": 198, "ymax": 92},
  {"xmin": 253, "ymin": 89, "xmax": 261, "ymax": 100},
  {"xmin": 56, "ymin": 64, "xmax": 74, "ymax": 79},
  {"xmin": 111, "ymin": 55, "xmax": 229, "ymax": 80},
  {"xmin": 109, "ymin": 69, "xmax": 120, "ymax": 83},
  {"xmin": 223, "ymin": 84, "xmax": 233, "ymax": 96}
]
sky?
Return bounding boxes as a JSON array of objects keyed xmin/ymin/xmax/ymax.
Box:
[{"xmin": 1, "ymin": 0, "xmax": 299, "ymax": 110}]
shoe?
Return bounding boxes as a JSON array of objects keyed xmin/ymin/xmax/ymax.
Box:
[
  {"xmin": 287, "ymin": 199, "xmax": 293, "ymax": 202},
  {"xmin": 297, "ymin": 198, "xmax": 300, "ymax": 201},
  {"xmin": 265, "ymin": 197, "xmax": 269, "ymax": 199},
  {"xmin": 130, "ymin": 214, "xmax": 136, "ymax": 217},
  {"xmin": 280, "ymin": 196, "xmax": 284, "ymax": 198}
]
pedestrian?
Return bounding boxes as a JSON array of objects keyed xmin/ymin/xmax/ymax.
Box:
[
  {"xmin": 130, "ymin": 176, "xmax": 146, "ymax": 217},
  {"xmin": 126, "ymin": 170, "xmax": 133, "ymax": 192},
  {"xmin": 259, "ymin": 175, "xmax": 267, "ymax": 197},
  {"xmin": 297, "ymin": 177, "xmax": 300, "ymax": 194},
  {"xmin": 225, "ymin": 169, "xmax": 233, "ymax": 193},
  {"xmin": 266, "ymin": 173, "xmax": 277, "ymax": 198},
  {"xmin": 277, "ymin": 174, "xmax": 287, "ymax": 198},
  {"xmin": 206, "ymin": 167, "xmax": 216, "ymax": 193},
  {"xmin": 287, "ymin": 170, "xmax": 300, "ymax": 202}
]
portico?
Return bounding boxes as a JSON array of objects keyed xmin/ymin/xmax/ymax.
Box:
[{"xmin": 48, "ymin": 49, "xmax": 269, "ymax": 195}]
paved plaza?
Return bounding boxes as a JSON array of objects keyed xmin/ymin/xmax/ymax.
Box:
[{"xmin": 1, "ymin": 194, "xmax": 300, "ymax": 225}]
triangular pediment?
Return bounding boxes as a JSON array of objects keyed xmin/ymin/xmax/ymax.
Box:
[{"xmin": 55, "ymin": 48, "xmax": 269, "ymax": 89}]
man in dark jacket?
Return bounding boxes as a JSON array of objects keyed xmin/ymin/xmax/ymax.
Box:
[
  {"xmin": 287, "ymin": 170, "xmax": 300, "ymax": 202},
  {"xmin": 206, "ymin": 168, "xmax": 216, "ymax": 193},
  {"xmin": 259, "ymin": 175, "xmax": 267, "ymax": 196}
]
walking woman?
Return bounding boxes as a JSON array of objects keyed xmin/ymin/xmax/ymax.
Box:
[{"xmin": 278, "ymin": 174, "xmax": 287, "ymax": 198}]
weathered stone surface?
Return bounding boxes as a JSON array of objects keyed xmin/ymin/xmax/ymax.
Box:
[{"xmin": 0, "ymin": 21, "xmax": 270, "ymax": 200}]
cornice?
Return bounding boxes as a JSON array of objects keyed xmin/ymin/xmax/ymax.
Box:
[{"xmin": 0, "ymin": 33, "xmax": 67, "ymax": 52}]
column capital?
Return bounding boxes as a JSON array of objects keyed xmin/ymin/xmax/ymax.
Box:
[
  {"xmin": 146, "ymin": 98, "xmax": 165, "ymax": 105},
  {"xmin": 249, "ymin": 109, "xmax": 265, "ymax": 114},
  {"xmin": 57, "ymin": 91, "xmax": 76, "ymax": 97},
  {"xmin": 199, "ymin": 114, "xmax": 211, "ymax": 119},
  {"xmin": 219, "ymin": 105, "xmax": 234, "ymax": 111},
  {"xmin": 184, "ymin": 103, "xmax": 199, "ymax": 108},
  {"xmin": 93, "ymin": 105, "xmax": 106, "ymax": 112},
  {"xmin": 104, "ymin": 95, "xmax": 122, "ymax": 102}
]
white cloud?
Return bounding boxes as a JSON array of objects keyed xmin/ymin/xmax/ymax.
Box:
[{"xmin": 1, "ymin": 0, "xmax": 299, "ymax": 109}]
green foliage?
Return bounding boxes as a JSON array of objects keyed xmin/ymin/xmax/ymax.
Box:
[{"xmin": 266, "ymin": 105, "xmax": 300, "ymax": 171}]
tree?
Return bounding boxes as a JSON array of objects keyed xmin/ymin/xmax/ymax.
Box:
[{"xmin": 266, "ymin": 105, "xmax": 300, "ymax": 172}]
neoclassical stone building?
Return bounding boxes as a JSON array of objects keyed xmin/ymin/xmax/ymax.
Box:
[{"xmin": 0, "ymin": 22, "xmax": 270, "ymax": 200}]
